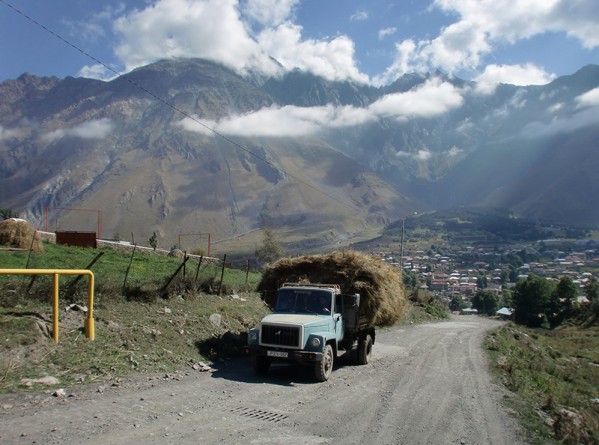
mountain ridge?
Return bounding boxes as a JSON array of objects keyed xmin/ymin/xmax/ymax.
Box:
[{"xmin": 0, "ymin": 59, "xmax": 597, "ymax": 252}]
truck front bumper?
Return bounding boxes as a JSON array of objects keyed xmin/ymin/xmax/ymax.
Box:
[{"xmin": 246, "ymin": 345, "xmax": 324, "ymax": 365}]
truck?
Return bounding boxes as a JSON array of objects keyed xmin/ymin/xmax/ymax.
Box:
[{"xmin": 246, "ymin": 282, "xmax": 375, "ymax": 382}]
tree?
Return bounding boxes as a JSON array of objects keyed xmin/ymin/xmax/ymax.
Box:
[
  {"xmin": 149, "ymin": 232, "xmax": 158, "ymax": 251},
  {"xmin": 255, "ymin": 228, "xmax": 283, "ymax": 265},
  {"xmin": 471, "ymin": 290, "xmax": 500, "ymax": 316},
  {"xmin": 586, "ymin": 277, "xmax": 599, "ymax": 304},
  {"xmin": 585, "ymin": 277, "xmax": 599, "ymax": 317},
  {"xmin": 449, "ymin": 295, "xmax": 467, "ymax": 312},
  {"xmin": 501, "ymin": 289, "xmax": 513, "ymax": 308},
  {"xmin": 512, "ymin": 274, "xmax": 555, "ymax": 327},
  {"xmin": 555, "ymin": 276, "xmax": 578, "ymax": 312},
  {"xmin": 476, "ymin": 272, "xmax": 488, "ymax": 289}
]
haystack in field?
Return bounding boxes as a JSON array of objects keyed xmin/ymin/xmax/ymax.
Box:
[
  {"xmin": 0, "ymin": 218, "xmax": 44, "ymax": 252},
  {"xmin": 257, "ymin": 250, "xmax": 407, "ymax": 326}
]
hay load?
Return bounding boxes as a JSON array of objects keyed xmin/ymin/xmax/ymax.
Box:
[
  {"xmin": 257, "ymin": 250, "xmax": 407, "ymax": 326},
  {"xmin": 0, "ymin": 218, "xmax": 44, "ymax": 253}
]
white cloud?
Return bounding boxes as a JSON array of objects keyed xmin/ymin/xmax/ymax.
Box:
[
  {"xmin": 114, "ymin": 0, "xmax": 280, "ymax": 76},
  {"xmin": 177, "ymin": 104, "xmax": 376, "ymax": 137},
  {"xmin": 42, "ymin": 118, "xmax": 114, "ymax": 142},
  {"xmin": 350, "ymin": 10, "xmax": 368, "ymax": 22},
  {"xmin": 176, "ymin": 77, "xmax": 464, "ymax": 137},
  {"xmin": 575, "ymin": 87, "xmax": 599, "ymax": 108},
  {"xmin": 370, "ymin": 77, "xmax": 464, "ymax": 119},
  {"xmin": 111, "ymin": 0, "xmax": 368, "ymax": 83},
  {"xmin": 385, "ymin": 0, "xmax": 599, "ymax": 78},
  {"xmin": 78, "ymin": 64, "xmax": 118, "ymax": 81},
  {"xmin": 257, "ymin": 23, "xmax": 369, "ymax": 83},
  {"xmin": 378, "ymin": 27, "xmax": 397, "ymax": 40},
  {"xmin": 242, "ymin": 0, "xmax": 298, "ymax": 26},
  {"xmin": 474, "ymin": 63, "xmax": 556, "ymax": 94},
  {"xmin": 99, "ymin": 0, "xmax": 596, "ymax": 88}
]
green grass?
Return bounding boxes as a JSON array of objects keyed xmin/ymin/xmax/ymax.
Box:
[
  {"xmin": 0, "ymin": 242, "xmax": 262, "ymax": 307},
  {"xmin": 485, "ymin": 323, "xmax": 599, "ymax": 445}
]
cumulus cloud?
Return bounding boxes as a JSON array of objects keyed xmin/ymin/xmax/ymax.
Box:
[
  {"xmin": 384, "ymin": 0, "xmax": 598, "ymax": 79},
  {"xmin": 113, "ymin": 0, "xmax": 280, "ymax": 76},
  {"xmin": 257, "ymin": 23, "xmax": 369, "ymax": 83},
  {"xmin": 575, "ymin": 87, "xmax": 599, "ymax": 108},
  {"xmin": 370, "ymin": 77, "xmax": 464, "ymax": 119},
  {"xmin": 42, "ymin": 118, "xmax": 114, "ymax": 142},
  {"xmin": 474, "ymin": 63, "xmax": 556, "ymax": 94},
  {"xmin": 110, "ymin": 0, "xmax": 369, "ymax": 83},
  {"xmin": 95, "ymin": 0, "xmax": 596, "ymax": 87},
  {"xmin": 177, "ymin": 104, "xmax": 376, "ymax": 137},
  {"xmin": 176, "ymin": 77, "xmax": 464, "ymax": 137},
  {"xmin": 78, "ymin": 64, "xmax": 119, "ymax": 81},
  {"xmin": 242, "ymin": 0, "xmax": 298, "ymax": 26}
]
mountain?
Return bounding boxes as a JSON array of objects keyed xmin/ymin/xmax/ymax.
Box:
[{"xmin": 0, "ymin": 59, "xmax": 597, "ymax": 253}]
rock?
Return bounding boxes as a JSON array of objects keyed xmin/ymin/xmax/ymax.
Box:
[
  {"xmin": 52, "ymin": 388, "xmax": 66, "ymax": 398},
  {"xmin": 20, "ymin": 376, "xmax": 60, "ymax": 387},
  {"xmin": 209, "ymin": 313, "xmax": 222, "ymax": 327},
  {"xmin": 65, "ymin": 304, "xmax": 88, "ymax": 312}
]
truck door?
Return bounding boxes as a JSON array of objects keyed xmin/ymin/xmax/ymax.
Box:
[{"xmin": 333, "ymin": 293, "xmax": 344, "ymax": 342}]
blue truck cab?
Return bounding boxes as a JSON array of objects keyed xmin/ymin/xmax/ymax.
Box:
[{"xmin": 247, "ymin": 283, "xmax": 375, "ymax": 381}]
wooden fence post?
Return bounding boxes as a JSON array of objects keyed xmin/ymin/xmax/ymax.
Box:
[{"xmin": 218, "ymin": 254, "xmax": 227, "ymax": 295}]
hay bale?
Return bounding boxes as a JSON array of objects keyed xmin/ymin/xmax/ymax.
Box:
[
  {"xmin": 0, "ymin": 218, "xmax": 44, "ymax": 252},
  {"xmin": 257, "ymin": 250, "xmax": 407, "ymax": 326}
]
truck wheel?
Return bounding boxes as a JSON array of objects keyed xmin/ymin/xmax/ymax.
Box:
[
  {"xmin": 252, "ymin": 356, "xmax": 270, "ymax": 375},
  {"xmin": 314, "ymin": 344, "xmax": 334, "ymax": 382},
  {"xmin": 357, "ymin": 334, "xmax": 372, "ymax": 365}
]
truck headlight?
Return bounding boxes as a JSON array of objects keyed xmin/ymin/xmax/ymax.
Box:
[
  {"xmin": 249, "ymin": 331, "xmax": 258, "ymax": 342},
  {"xmin": 310, "ymin": 337, "xmax": 321, "ymax": 348}
]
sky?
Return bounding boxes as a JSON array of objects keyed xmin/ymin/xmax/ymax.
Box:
[
  {"xmin": 1, "ymin": 0, "xmax": 599, "ymax": 144},
  {"xmin": 1, "ymin": 0, "xmax": 598, "ymax": 89}
]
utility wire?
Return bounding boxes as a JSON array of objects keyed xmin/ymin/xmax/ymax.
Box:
[{"xmin": 1, "ymin": 0, "xmax": 360, "ymax": 212}]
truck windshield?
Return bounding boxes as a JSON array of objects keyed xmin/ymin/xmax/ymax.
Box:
[{"xmin": 274, "ymin": 288, "xmax": 332, "ymax": 315}]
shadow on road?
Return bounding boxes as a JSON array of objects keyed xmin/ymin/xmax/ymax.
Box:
[{"xmin": 207, "ymin": 352, "xmax": 355, "ymax": 386}]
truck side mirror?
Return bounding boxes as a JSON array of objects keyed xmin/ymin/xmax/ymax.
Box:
[{"xmin": 354, "ymin": 293, "xmax": 360, "ymax": 308}]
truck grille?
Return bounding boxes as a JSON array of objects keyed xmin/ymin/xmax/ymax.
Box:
[{"xmin": 260, "ymin": 324, "xmax": 301, "ymax": 348}]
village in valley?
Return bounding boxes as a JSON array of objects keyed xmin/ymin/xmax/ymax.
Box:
[{"xmin": 379, "ymin": 237, "xmax": 599, "ymax": 316}]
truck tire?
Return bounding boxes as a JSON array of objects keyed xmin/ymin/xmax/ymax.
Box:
[
  {"xmin": 314, "ymin": 344, "xmax": 334, "ymax": 382},
  {"xmin": 357, "ymin": 334, "xmax": 372, "ymax": 365},
  {"xmin": 252, "ymin": 356, "xmax": 270, "ymax": 375}
]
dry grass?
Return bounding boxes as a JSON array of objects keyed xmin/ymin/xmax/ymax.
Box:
[
  {"xmin": 0, "ymin": 219, "xmax": 43, "ymax": 253},
  {"xmin": 257, "ymin": 250, "xmax": 407, "ymax": 326}
]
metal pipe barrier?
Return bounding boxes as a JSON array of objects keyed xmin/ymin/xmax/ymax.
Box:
[{"xmin": 0, "ymin": 269, "xmax": 95, "ymax": 343}]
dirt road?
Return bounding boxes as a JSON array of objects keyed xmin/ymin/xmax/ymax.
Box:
[{"xmin": 0, "ymin": 316, "xmax": 528, "ymax": 445}]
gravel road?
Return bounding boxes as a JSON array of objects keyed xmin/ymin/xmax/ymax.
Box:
[{"xmin": 0, "ymin": 316, "xmax": 528, "ymax": 445}]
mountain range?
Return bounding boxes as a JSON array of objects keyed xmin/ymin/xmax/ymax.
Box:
[{"xmin": 0, "ymin": 59, "xmax": 597, "ymax": 253}]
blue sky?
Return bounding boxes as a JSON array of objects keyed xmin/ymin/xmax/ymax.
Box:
[{"xmin": 1, "ymin": 0, "xmax": 598, "ymax": 89}]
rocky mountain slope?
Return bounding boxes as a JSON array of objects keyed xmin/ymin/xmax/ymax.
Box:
[{"xmin": 0, "ymin": 59, "xmax": 597, "ymax": 251}]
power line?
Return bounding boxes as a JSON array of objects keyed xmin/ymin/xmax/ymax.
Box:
[{"xmin": 1, "ymin": 0, "xmax": 360, "ymax": 213}]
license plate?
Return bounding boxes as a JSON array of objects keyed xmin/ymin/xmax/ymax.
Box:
[{"xmin": 267, "ymin": 350, "xmax": 288, "ymax": 358}]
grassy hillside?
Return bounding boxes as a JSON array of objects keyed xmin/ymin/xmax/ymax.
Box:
[
  {"xmin": 486, "ymin": 323, "xmax": 599, "ymax": 445},
  {"xmin": 0, "ymin": 242, "xmax": 269, "ymax": 393}
]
